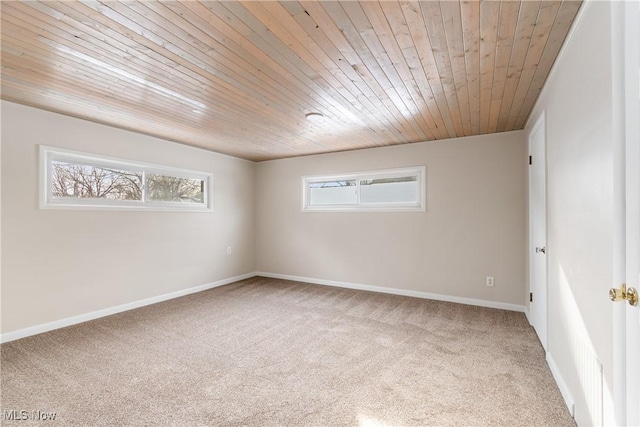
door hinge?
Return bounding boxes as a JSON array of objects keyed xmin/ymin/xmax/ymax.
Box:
[
  {"xmin": 529, "ymin": 155, "xmax": 532, "ymax": 165},
  {"xmin": 529, "ymin": 292, "xmax": 533, "ymax": 302}
]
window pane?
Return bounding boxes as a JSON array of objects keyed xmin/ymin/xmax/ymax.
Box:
[
  {"xmin": 51, "ymin": 161, "xmax": 142, "ymax": 200},
  {"xmin": 359, "ymin": 176, "xmax": 418, "ymax": 204},
  {"xmin": 146, "ymin": 174, "xmax": 204, "ymax": 203},
  {"xmin": 309, "ymin": 180, "xmax": 357, "ymax": 205}
]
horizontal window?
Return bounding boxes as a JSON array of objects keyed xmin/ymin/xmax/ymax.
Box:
[
  {"xmin": 40, "ymin": 145, "xmax": 213, "ymax": 212},
  {"xmin": 302, "ymin": 166, "xmax": 426, "ymax": 212}
]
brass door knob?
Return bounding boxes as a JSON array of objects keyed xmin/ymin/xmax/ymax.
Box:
[
  {"xmin": 609, "ymin": 283, "xmax": 639, "ymax": 307},
  {"xmin": 627, "ymin": 287, "xmax": 638, "ymax": 307},
  {"xmin": 610, "ymin": 286, "xmax": 626, "ymax": 301}
]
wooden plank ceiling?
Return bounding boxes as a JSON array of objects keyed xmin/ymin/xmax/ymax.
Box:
[{"xmin": 1, "ymin": 1, "xmax": 582, "ymax": 161}]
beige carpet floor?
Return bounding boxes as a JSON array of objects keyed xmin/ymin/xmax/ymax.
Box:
[{"xmin": 1, "ymin": 277, "xmax": 574, "ymax": 426}]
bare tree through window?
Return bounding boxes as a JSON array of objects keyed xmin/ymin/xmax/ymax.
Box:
[
  {"xmin": 52, "ymin": 162, "xmax": 142, "ymax": 200},
  {"xmin": 146, "ymin": 174, "xmax": 204, "ymax": 203},
  {"xmin": 43, "ymin": 146, "xmax": 212, "ymax": 211}
]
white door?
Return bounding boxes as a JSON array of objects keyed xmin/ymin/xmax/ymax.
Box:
[
  {"xmin": 624, "ymin": 1, "xmax": 640, "ymax": 423},
  {"xmin": 613, "ymin": 1, "xmax": 640, "ymax": 425},
  {"xmin": 529, "ymin": 112, "xmax": 547, "ymax": 351}
]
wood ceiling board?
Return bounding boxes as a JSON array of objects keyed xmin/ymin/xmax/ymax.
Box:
[
  {"xmin": 420, "ymin": 1, "xmax": 466, "ymax": 137},
  {"xmin": 299, "ymin": 1, "xmax": 410, "ymax": 141},
  {"xmin": 0, "ymin": 0, "xmax": 582, "ymax": 161},
  {"xmin": 514, "ymin": 0, "xmax": 583, "ymax": 129},
  {"xmin": 280, "ymin": 1, "xmax": 401, "ymax": 142},
  {"xmin": 488, "ymin": 0, "xmax": 521, "ymax": 134},
  {"xmin": 362, "ymin": 1, "xmax": 439, "ymax": 140},
  {"xmin": 461, "ymin": 0, "xmax": 481, "ymax": 135},
  {"xmin": 400, "ymin": 0, "xmax": 457, "ymax": 138},
  {"xmin": 505, "ymin": 1, "xmax": 562, "ymax": 131},
  {"xmin": 495, "ymin": 0, "xmax": 542, "ymax": 132},
  {"xmin": 479, "ymin": 0, "xmax": 500, "ymax": 135}
]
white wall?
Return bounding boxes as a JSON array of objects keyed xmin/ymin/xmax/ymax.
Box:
[
  {"xmin": 1, "ymin": 103, "xmax": 527, "ymax": 338},
  {"xmin": 256, "ymin": 132, "xmax": 527, "ymax": 307},
  {"xmin": 524, "ymin": 1, "xmax": 619, "ymax": 424},
  {"xmin": 1, "ymin": 101, "xmax": 255, "ymax": 335}
]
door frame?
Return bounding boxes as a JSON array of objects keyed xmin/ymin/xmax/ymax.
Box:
[{"xmin": 528, "ymin": 110, "xmax": 548, "ymax": 351}]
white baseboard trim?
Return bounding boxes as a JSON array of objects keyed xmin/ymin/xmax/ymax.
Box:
[
  {"xmin": 524, "ymin": 306, "xmax": 531, "ymax": 324},
  {"xmin": 0, "ymin": 272, "xmax": 256, "ymax": 344},
  {"xmin": 255, "ymin": 272, "xmax": 525, "ymax": 313},
  {"xmin": 2, "ymin": 272, "xmax": 526, "ymax": 344},
  {"xmin": 546, "ymin": 351, "xmax": 576, "ymax": 418}
]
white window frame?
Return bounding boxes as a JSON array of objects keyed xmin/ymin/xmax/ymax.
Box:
[
  {"xmin": 39, "ymin": 145, "xmax": 213, "ymax": 212},
  {"xmin": 302, "ymin": 166, "xmax": 426, "ymax": 212}
]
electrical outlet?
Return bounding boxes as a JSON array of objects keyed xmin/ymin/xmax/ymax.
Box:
[
  {"xmin": 226, "ymin": 246, "xmax": 232, "ymax": 255},
  {"xmin": 486, "ymin": 276, "xmax": 495, "ymax": 287}
]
